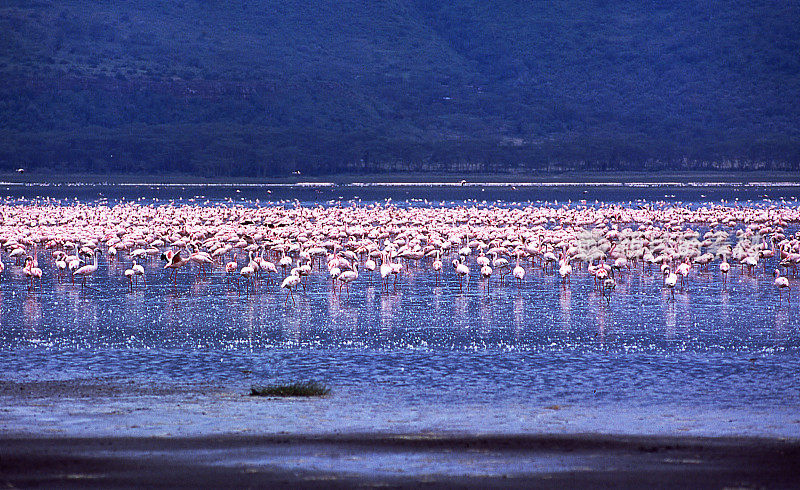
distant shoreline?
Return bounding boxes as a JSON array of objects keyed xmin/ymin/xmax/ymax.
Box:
[{"xmin": 2, "ymin": 171, "xmax": 800, "ymax": 185}]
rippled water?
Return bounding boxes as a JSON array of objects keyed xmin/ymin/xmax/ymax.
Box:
[{"xmin": 1, "ymin": 183, "xmax": 799, "ymax": 436}]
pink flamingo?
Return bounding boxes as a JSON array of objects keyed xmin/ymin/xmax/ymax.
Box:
[
  {"xmin": 281, "ymin": 268, "xmax": 302, "ymax": 305},
  {"xmin": 480, "ymin": 262, "xmax": 492, "ymax": 296},
  {"xmin": 513, "ymin": 253, "xmax": 525, "ymax": 287},
  {"xmin": 720, "ymin": 256, "xmax": 730, "ymax": 285},
  {"xmin": 453, "ymin": 257, "xmax": 470, "ymax": 292},
  {"xmin": 432, "ymin": 251, "xmax": 442, "ymax": 285},
  {"xmin": 774, "ymin": 269, "xmax": 790, "ymax": 304},
  {"xmin": 74, "ymin": 250, "xmax": 101, "ymax": 289},
  {"xmin": 379, "ymin": 252, "xmax": 393, "ymax": 292},
  {"xmin": 163, "ymin": 250, "xmax": 189, "ymax": 285},
  {"xmin": 337, "ymin": 262, "xmax": 359, "ymax": 298},
  {"xmin": 663, "ymin": 267, "xmax": 678, "ymax": 301}
]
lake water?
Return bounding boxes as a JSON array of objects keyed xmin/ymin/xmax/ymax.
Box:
[{"xmin": 1, "ymin": 183, "xmax": 799, "ymax": 438}]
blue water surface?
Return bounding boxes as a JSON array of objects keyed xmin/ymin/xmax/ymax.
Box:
[{"xmin": 1, "ymin": 183, "xmax": 799, "ymax": 436}]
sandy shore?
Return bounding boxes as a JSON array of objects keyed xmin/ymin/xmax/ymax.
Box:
[
  {"xmin": 2, "ymin": 432, "xmax": 799, "ymax": 488},
  {"xmin": 2, "ymin": 379, "xmax": 800, "ymax": 487}
]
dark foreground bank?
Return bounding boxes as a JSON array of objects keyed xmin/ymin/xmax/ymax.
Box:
[{"xmin": 1, "ymin": 433, "xmax": 798, "ymax": 489}]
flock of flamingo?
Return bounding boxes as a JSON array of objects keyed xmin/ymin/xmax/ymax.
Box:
[{"xmin": 2, "ymin": 201, "xmax": 798, "ymax": 305}]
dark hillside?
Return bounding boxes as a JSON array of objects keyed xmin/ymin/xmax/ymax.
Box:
[{"xmin": 1, "ymin": 0, "xmax": 798, "ymax": 175}]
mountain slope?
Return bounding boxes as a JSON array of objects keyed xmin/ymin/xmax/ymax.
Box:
[{"xmin": 1, "ymin": 0, "xmax": 798, "ymax": 175}]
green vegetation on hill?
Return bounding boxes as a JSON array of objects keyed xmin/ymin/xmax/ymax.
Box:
[{"xmin": 1, "ymin": 0, "xmax": 798, "ymax": 176}]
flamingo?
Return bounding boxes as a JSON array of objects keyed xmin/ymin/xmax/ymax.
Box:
[
  {"xmin": 594, "ymin": 264, "xmax": 609, "ymax": 290},
  {"xmin": 453, "ymin": 257, "xmax": 470, "ymax": 292},
  {"xmin": 663, "ymin": 267, "xmax": 678, "ymax": 300},
  {"xmin": 559, "ymin": 260, "xmax": 572, "ymax": 287},
  {"xmin": 65, "ymin": 244, "xmax": 80, "ymax": 267},
  {"xmin": 476, "ymin": 251, "xmax": 490, "ymax": 269},
  {"xmin": 279, "ymin": 252, "xmax": 293, "ymax": 277},
  {"xmin": 246, "ymin": 250, "xmax": 260, "ymax": 282},
  {"xmin": 337, "ymin": 262, "xmax": 359, "ymax": 298},
  {"xmin": 67, "ymin": 245, "xmax": 82, "ymax": 284},
  {"xmin": 542, "ymin": 250, "xmax": 557, "ymax": 273},
  {"xmin": 390, "ymin": 258, "xmax": 403, "ymax": 289},
  {"xmin": 74, "ymin": 250, "xmax": 102, "ymax": 289},
  {"xmin": 491, "ymin": 252, "xmax": 509, "ymax": 285},
  {"xmin": 328, "ymin": 262, "xmax": 342, "ymax": 291},
  {"xmin": 774, "ymin": 269, "xmax": 790, "ymax": 304},
  {"xmin": 262, "ymin": 257, "xmax": 279, "ymax": 284},
  {"xmin": 30, "ymin": 252, "xmax": 42, "ymax": 290},
  {"xmin": 239, "ymin": 263, "xmax": 255, "ymax": 292},
  {"xmin": 379, "ymin": 252, "xmax": 393, "ymax": 292},
  {"xmin": 363, "ymin": 255, "xmax": 377, "ymax": 285},
  {"xmin": 8, "ymin": 247, "xmax": 28, "ymax": 265},
  {"xmin": 256, "ymin": 247, "xmax": 277, "ymax": 284},
  {"xmin": 720, "ymin": 256, "xmax": 731, "ymax": 285},
  {"xmin": 124, "ymin": 264, "xmax": 136, "ymax": 291},
  {"xmin": 132, "ymin": 260, "xmax": 145, "ymax": 285},
  {"xmin": 22, "ymin": 256, "xmax": 33, "ymax": 290},
  {"xmin": 480, "ymin": 263, "xmax": 493, "ymax": 295},
  {"xmin": 281, "ymin": 268, "xmax": 302, "ymax": 305},
  {"xmin": 432, "ymin": 251, "xmax": 443, "ymax": 285},
  {"xmin": 55, "ymin": 253, "xmax": 67, "ymax": 282},
  {"xmin": 188, "ymin": 244, "xmax": 214, "ymax": 277},
  {"xmin": 364, "ymin": 256, "xmax": 377, "ymax": 273},
  {"xmin": 164, "ymin": 250, "xmax": 189, "ymax": 285},
  {"xmin": 602, "ymin": 277, "xmax": 616, "ymax": 304},
  {"xmin": 742, "ymin": 254, "xmax": 758, "ymax": 274},
  {"xmin": 512, "ymin": 254, "xmax": 525, "ymax": 287},
  {"xmin": 676, "ymin": 260, "xmax": 691, "ymax": 289},
  {"xmin": 611, "ymin": 256, "xmax": 627, "ymax": 278},
  {"xmin": 10, "ymin": 247, "xmax": 26, "ymax": 265},
  {"xmin": 295, "ymin": 259, "xmax": 311, "ymax": 291},
  {"xmin": 225, "ymin": 255, "xmax": 239, "ymax": 285}
]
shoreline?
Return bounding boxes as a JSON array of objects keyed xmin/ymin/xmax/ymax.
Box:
[
  {"xmin": 2, "ymin": 432, "xmax": 798, "ymax": 488},
  {"xmin": 1, "ymin": 170, "xmax": 800, "ymax": 185},
  {"xmin": 3, "ymin": 376, "xmax": 799, "ymax": 440}
]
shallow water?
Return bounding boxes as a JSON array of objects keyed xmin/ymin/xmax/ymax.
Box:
[
  {"xmin": 1, "ymin": 181, "xmax": 799, "ymax": 207},
  {"xmin": 1, "ymin": 183, "xmax": 799, "ymax": 438}
]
